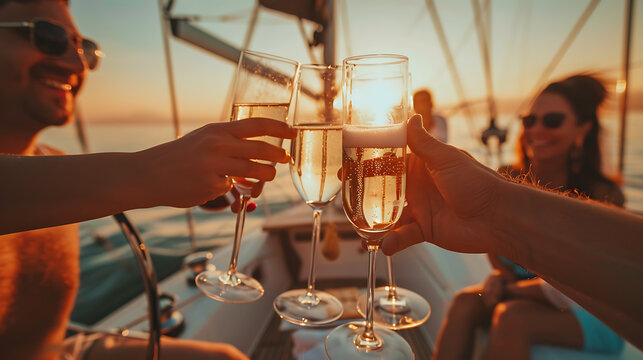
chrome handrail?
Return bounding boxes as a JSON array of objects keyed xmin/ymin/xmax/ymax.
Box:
[{"xmin": 114, "ymin": 212, "xmax": 161, "ymax": 360}]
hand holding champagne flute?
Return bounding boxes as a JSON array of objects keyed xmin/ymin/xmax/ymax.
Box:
[
  {"xmin": 196, "ymin": 50, "xmax": 300, "ymax": 304},
  {"xmin": 325, "ymin": 54, "xmax": 414, "ymax": 359}
]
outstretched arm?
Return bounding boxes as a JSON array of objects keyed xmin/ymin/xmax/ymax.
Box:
[
  {"xmin": 383, "ymin": 115, "xmax": 643, "ymax": 349},
  {"xmin": 0, "ymin": 118, "xmax": 295, "ymax": 234}
]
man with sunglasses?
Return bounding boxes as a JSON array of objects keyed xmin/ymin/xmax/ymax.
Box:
[{"xmin": 0, "ymin": 0, "xmax": 290, "ymax": 359}]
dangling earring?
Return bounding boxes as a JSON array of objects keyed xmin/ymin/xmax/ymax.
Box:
[{"xmin": 570, "ymin": 137, "xmax": 583, "ymax": 174}]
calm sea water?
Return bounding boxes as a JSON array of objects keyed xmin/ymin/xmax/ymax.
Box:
[{"xmin": 38, "ymin": 114, "xmax": 643, "ymax": 324}]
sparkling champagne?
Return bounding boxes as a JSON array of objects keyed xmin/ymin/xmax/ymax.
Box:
[
  {"xmin": 342, "ymin": 124, "xmax": 406, "ymax": 243},
  {"xmin": 231, "ymin": 103, "xmax": 289, "ymax": 186},
  {"xmin": 290, "ymin": 124, "xmax": 342, "ymax": 208}
]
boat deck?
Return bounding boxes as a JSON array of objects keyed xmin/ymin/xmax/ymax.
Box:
[
  {"xmin": 251, "ymin": 280, "xmax": 433, "ymax": 360},
  {"xmin": 252, "ymin": 312, "xmax": 433, "ymax": 360}
]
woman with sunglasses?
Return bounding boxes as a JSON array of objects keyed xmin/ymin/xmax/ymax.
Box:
[{"xmin": 431, "ymin": 74, "xmax": 625, "ymax": 360}]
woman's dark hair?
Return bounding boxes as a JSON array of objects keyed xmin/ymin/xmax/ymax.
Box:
[{"xmin": 518, "ymin": 74, "xmax": 620, "ymax": 200}]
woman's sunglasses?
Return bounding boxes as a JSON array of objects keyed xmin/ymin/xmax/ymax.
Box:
[
  {"xmin": 521, "ymin": 113, "xmax": 566, "ymax": 129},
  {"xmin": 0, "ymin": 18, "xmax": 103, "ymax": 70}
]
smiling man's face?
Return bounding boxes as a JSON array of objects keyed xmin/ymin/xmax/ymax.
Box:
[{"xmin": 0, "ymin": 0, "xmax": 86, "ymax": 131}]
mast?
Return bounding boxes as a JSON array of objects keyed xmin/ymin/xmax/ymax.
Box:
[{"xmin": 618, "ymin": 0, "xmax": 635, "ymax": 175}]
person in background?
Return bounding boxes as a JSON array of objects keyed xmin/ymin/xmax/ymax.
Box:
[
  {"xmin": 0, "ymin": 0, "xmax": 291, "ymax": 358},
  {"xmin": 413, "ymin": 88, "xmax": 448, "ymax": 143},
  {"xmin": 430, "ymin": 74, "xmax": 625, "ymax": 360}
]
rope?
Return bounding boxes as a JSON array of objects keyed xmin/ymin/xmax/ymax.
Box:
[
  {"xmin": 423, "ymin": 0, "xmax": 477, "ymax": 141},
  {"xmin": 340, "ymin": 0, "xmax": 353, "ymax": 56},
  {"xmin": 515, "ymin": 0, "xmax": 602, "ymax": 114},
  {"xmin": 471, "ymin": 0, "xmax": 497, "ymax": 121},
  {"xmin": 157, "ymin": 0, "xmax": 198, "ymax": 250},
  {"xmin": 298, "ymin": 18, "xmax": 321, "ymax": 64}
]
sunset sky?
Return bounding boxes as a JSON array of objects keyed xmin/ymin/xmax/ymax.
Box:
[{"xmin": 68, "ymin": 0, "xmax": 643, "ymax": 125}]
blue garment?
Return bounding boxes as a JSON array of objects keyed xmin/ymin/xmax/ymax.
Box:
[
  {"xmin": 571, "ymin": 306, "xmax": 624, "ymax": 353},
  {"xmin": 498, "ymin": 257, "xmax": 623, "ymax": 354},
  {"xmin": 499, "ymin": 256, "xmax": 537, "ymax": 280}
]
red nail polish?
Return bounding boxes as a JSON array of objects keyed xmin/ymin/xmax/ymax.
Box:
[{"xmin": 247, "ymin": 202, "xmax": 258, "ymax": 212}]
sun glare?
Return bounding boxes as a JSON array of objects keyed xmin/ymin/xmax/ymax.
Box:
[
  {"xmin": 616, "ymin": 80, "xmax": 627, "ymax": 93},
  {"xmin": 350, "ymin": 78, "xmax": 406, "ymax": 126}
]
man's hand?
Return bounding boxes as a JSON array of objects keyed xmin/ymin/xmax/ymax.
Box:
[
  {"xmin": 140, "ymin": 117, "xmax": 295, "ymax": 209},
  {"xmin": 382, "ymin": 114, "xmax": 505, "ymax": 255}
]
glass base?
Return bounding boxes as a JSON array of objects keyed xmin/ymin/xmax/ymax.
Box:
[
  {"xmin": 357, "ymin": 287, "xmax": 431, "ymax": 330},
  {"xmin": 273, "ymin": 289, "xmax": 344, "ymax": 326},
  {"xmin": 195, "ymin": 270, "xmax": 264, "ymax": 304},
  {"xmin": 325, "ymin": 321, "xmax": 414, "ymax": 359}
]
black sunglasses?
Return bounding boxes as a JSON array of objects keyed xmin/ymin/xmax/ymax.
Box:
[
  {"xmin": 0, "ymin": 18, "xmax": 103, "ymax": 70},
  {"xmin": 521, "ymin": 113, "xmax": 566, "ymax": 129}
]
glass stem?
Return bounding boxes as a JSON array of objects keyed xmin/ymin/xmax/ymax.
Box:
[
  {"xmin": 305, "ymin": 208, "xmax": 323, "ymax": 299},
  {"xmin": 361, "ymin": 248, "xmax": 378, "ymax": 345},
  {"xmin": 227, "ymin": 194, "xmax": 250, "ymax": 277},
  {"xmin": 386, "ymin": 255, "xmax": 398, "ymax": 300}
]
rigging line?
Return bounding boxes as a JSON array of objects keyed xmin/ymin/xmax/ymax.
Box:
[
  {"xmin": 515, "ymin": 0, "xmax": 601, "ymax": 115},
  {"xmin": 471, "ymin": 0, "xmax": 497, "ymax": 121},
  {"xmin": 157, "ymin": 0, "xmax": 197, "ymax": 250},
  {"xmin": 406, "ymin": 7, "xmax": 425, "ymax": 38},
  {"xmin": 618, "ymin": 0, "xmax": 635, "ymax": 175},
  {"xmin": 483, "ymin": 0, "xmax": 491, "ymax": 44},
  {"xmin": 517, "ymin": 0, "xmax": 533, "ymax": 95},
  {"xmin": 340, "ymin": 0, "xmax": 353, "ymax": 57},
  {"xmin": 242, "ymin": 2, "xmax": 261, "ymax": 50},
  {"xmin": 157, "ymin": 1, "xmax": 181, "ymax": 140},
  {"xmin": 170, "ymin": 10, "xmax": 251, "ymax": 23},
  {"xmin": 499, "ymin": 0, "xmax": 526, "ymax": 90},
  {"xmin": 323, "ymin": 0, "xmax": 336, "ymax": 65},
  {"xmin": 423, "ymin": 0, "xmax": 477, "ymax": 141},
  {"xmin": 73, "ymin": 105, "xmax": 90, "ymax": 154},
  {"xmin": 241, "ymin": 2, "xmax": 274, "ymax": 216},
  {"xmin": 591, "ymin": 60, "xmax": 643, "ymax": 74},
  {"xmin": 429, "ymin": 0, "xmax": 489, "ymax": 89},
  {"xmin": 297, "ymin": 18, "xmax": 321, "ymax": 64},
  {"xmin": 219, "ymin": 2, "xmax": 261, "ymax": 122}
]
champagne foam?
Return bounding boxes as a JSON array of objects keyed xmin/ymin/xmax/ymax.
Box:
[{"xmin": 342, "ymin": 123, "xmax": 407, "ymax": 148}]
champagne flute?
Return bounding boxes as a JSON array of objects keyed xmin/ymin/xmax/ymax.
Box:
[
  {"xmin": 196, "ymin": 50, "xmax": 300, "ymax": 304},
  {"xmin": 356, "ymin": 255, "xmax": 431, "ymax": 329},
  {"xmin": 325, "ymin": 54, "xmax": 413, "ymax": 359},
  {"xmin": 273, "ymin": 65, "xmax": 344, "ymax": 325},
  {"xmin": 356, "ymin": 73, "xmax": 431, "ymax": 330}
]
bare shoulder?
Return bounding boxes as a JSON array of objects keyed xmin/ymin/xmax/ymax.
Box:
[{"xmin": 592, "ymin": 181, "xmax": 625, "ymax": 207}]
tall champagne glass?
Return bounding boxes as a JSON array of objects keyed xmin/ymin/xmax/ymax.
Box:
[
  {"xmin": 196, "ymin": 50, "xmax": 300, "ymax": 303},
  {"xmin": 273, "ymin": 65, "xmax": 344, "ymax": 325},
  {"xmin": 325, "ymin": 54, "xmax": 413, "ymax": 359},
  {"xmin": 356, "ymin": 255, "xmax": 431, "ymax": 329},
  {"xmin": 356, "ymin": 73, "xmax": 431, "ymax": 330}
]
